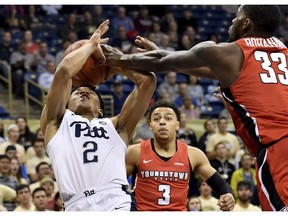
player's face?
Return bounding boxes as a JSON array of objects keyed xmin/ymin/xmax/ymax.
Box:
[
  {"xmin": 68, "ymin": 87, "xmax": 102, "ymax": 116},
  {"xmin": 228, "ymin": 5, "xmax": 246, "ymax": 42},
  {"xmin": 149, "ymin": 107, "xmax": 179, "ymax": 141}
]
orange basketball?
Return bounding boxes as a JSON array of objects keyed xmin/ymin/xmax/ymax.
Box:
[{"xmin": 63, "ymin": 39, "xmax": 109, "ymax": 87}]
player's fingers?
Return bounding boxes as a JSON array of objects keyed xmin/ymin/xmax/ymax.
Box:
[
  {"xmin": 136, "ymin": 48, "xmax": 147, "ymax": 53},
  {"xmin": 100, "ymin": 44, "xmax": 111, "ymax": 54},
  {"xmin": 97, "ymin": 19, "xmax": 110, "ymax": 35},
  {"xmin": 100, "ymin": 38, "xmax": 109, "ymax": 44}
]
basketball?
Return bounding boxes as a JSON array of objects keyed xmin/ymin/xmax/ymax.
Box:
[{"xmin": 63, "ymin": 39, "xmax": 110, "ymax": 87}]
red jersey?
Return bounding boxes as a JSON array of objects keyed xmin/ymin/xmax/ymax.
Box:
[
  {"xmin": 221, "ymin": 37, "xmax": 288, "ymax": 155},
  {"xmin": 135, "ymin": 139, "xmax": 190, "ymax": 211}
]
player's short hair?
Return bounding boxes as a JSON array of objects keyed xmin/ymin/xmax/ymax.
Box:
[
  {"xmin": 242, "ymin": 5, "xmax": 281, "ymax": 35},
  {"xmin": 146, "ymin": 101, "xmax": 181, "ymax": 123},
  {"xmin": 70, "ymin": 85, "xmax": 105, "ymax": 117}
]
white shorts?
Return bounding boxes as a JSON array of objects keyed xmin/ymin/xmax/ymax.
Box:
[{"xmin": 64, "ymin": 185, "xmax": 131, "ymax": 211}]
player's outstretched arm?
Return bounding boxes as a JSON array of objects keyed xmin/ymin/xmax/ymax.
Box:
[
  {"xmin": 40, "ymin": 20, "xmax": 109, "ymax": 136},
  {"xmin": 110, "ymin": 67, "xmax": 156, "ymax": 144},
  {"xmin": 189, "ymin": 147, "xmax": 235, "ymax": 211},
  {"xmin": 103, "ymin": 38, "xmax": 217, "ymax": 79}
]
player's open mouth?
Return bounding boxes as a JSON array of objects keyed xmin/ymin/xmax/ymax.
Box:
[{"xmin": 81, "ymin": 93, "xmax": 89, "ymax": 100}]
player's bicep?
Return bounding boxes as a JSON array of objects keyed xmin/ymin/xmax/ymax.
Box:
[
  {"xmin": 125, "ymin": 144, "xmax": 140, "ymax": 177},
  {"xmin": 189, "ymin": 147, "xmax": 216, "ymax": 181}
]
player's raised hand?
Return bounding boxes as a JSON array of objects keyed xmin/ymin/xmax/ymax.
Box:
[
  {"xmin": 90, "ymin": 19, "xmax": 109, "ymax": 44},
  {"xmin": 101, "ymin": 44, "xmax": 124, "ymax": 67},
  {"xmin": 89, "ymin": 19, "xmax": 109, "ymax": 65},
  {"xmin": 217, "ymin": 193, "xmax": 235, "ymax": 211},
  {"xmin": 135, "ymin": 35, "xmax": 159, "ymax": 52}
]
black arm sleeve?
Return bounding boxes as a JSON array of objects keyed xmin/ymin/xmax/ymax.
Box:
[{"xmin": 206, "ymin": 172, "xmax": 234, "ymax": 198}]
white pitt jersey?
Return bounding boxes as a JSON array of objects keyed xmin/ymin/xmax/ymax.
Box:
[{"xmin": 46, "ymin": 109, "xmax": 128, "ymax": 202}]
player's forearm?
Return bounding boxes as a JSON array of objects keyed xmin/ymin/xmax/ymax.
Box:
[
  {"xmin": 118, "ymin": 50, "xmax": 176, "ymax": 72},
  {"xmin": 120, "ymin": 51, "xmax": 216, "ymax": 79},
  {"xmin": 57, "ymin": 42, "xmax": 98, "ymax": 79},
  {"xmin": 119, "ymin": 68, "xmax": 156, "ymax": 89},
  {"xmin": 206, "ymin": 172, "xmax": 234, "ymax": 197}
]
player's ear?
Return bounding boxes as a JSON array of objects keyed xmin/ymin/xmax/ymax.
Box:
[
  {"xmin": 176, "ymin": 121, "xmax": 180, "ymax": 131},
  {"xmin": 149, "ymin": 122, "xmax": 152, "ymax": 130},
  {"xmin": 243, "ymin": 18, "xmax": 251, "ymax": 35},
  {"xmin": 98, "ymin": 109, "xmax": 104, "ymax": 118}
]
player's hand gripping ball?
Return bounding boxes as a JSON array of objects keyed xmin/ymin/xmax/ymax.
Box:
[{"xmin": 64, "ymin": 39, "xmax": 110, "ymax": 86}]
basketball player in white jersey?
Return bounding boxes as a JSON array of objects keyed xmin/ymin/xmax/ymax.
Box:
[{"xmin": 39, "ymin": 20, "xmax": 156, "ymax": 211}]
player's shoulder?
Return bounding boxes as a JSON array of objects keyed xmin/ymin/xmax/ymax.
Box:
[
  {"xmin": 187, "ymin": 145, "xmax": 204, "ymax": 153},
  {"xmin": 128, "ymin": 143, "xmax": 141, "ymax": 152},
  {"xmin": 127, "ymin": 143, "xmax": 141, "ymax": 163},
  {"xmin": 187, "ymin": 146, "xmax": 207, "ymax": 160}
]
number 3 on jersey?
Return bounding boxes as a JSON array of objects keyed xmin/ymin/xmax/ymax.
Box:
[
  {"xmin": 255, "ymin": 51, "xmax": 288, "ymax": 85},
  {"xmin": 158, "ymin": 184, "xmax": 171, "ymax": 205},
  {"xmin": 83, "ymin": 141, "xmax": 98, "ymax": 163}
]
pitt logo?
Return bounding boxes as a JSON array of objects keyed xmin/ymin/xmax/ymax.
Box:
[
  {"xmin": 83, "ymin": 189, "xmax": 95, "ymax": 197},
  {"xmin": 70, "ymin": 121, "xmax": 109, "ymax": 139}
]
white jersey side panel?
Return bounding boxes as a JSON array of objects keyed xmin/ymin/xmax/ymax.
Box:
[{"xmin": 46, "ymin": 110, "xmax": 128, "ymax": 202}]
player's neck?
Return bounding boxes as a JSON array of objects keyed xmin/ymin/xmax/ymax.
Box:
[{"xmin": 154, "ymin": 139, "xmax": 177, "ymax": 157}]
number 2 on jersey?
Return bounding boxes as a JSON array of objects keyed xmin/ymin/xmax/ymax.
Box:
[
  {"xmin": 158, "ymin": 184, "xmax": 171, "ymax": 205},
  {"xmin": 83, "ymin": 141, "xmax": 98, "ymax": 163},
  {"xmin": 255, "ymin": 51, "xmax": 288, "ymax": 85}
]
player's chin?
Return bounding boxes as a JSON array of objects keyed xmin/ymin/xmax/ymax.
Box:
[{"xmin": 155, "ymin": 133, "xmax": 169, "ymax": 140}]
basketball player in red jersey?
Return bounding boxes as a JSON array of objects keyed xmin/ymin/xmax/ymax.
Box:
[
  {"xmin": 103, "ymin": 5, "xmax": 288, "ymax": 211},
  {"xmin": 126, "ymin": 101, "xmax": 235, "ymax": 211}
]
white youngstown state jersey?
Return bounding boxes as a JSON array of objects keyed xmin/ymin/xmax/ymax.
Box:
[{"xmin": 46, "ymin": 109, "xmax": 128, "ymax": 202}]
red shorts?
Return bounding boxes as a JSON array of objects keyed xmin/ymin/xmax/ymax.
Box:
[{"xmin": 256, "ymin": 137, "xmax": 288, "ymax": 211}]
